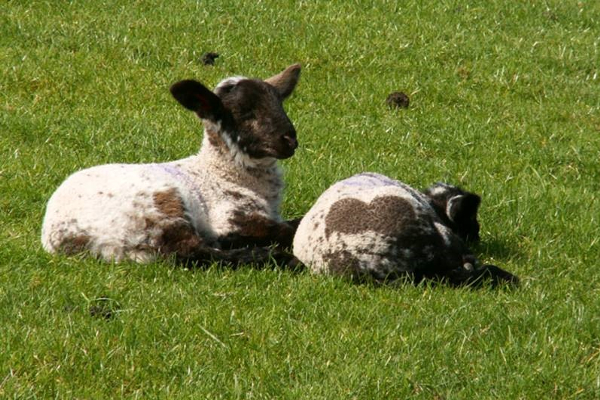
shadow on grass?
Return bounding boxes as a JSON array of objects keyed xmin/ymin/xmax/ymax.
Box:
[
  {"xmin": 174, "ymin": 248, "xmax": 307, "ymax": 275},
  {"xmin": 471, "ymin": 236, "xmax": 523, "ymax": 262}
]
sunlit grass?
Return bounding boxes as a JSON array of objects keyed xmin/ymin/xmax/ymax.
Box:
[{"xmin": 1, "ymin": 0, "xmax": 599, "ymax": 398}]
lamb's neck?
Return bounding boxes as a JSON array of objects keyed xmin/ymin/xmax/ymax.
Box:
[{"xmin": 175, "ymin": 133, "xmax": 284, "ymax": 201}]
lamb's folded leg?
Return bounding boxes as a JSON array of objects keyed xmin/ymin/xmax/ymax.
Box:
[{"xmin": 219, "ymin": 215, "xmax": 304, "ymax": 250}]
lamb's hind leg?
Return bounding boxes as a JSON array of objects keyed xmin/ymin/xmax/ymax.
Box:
[
  {"xmin": 219, "ymin": 214, "xmax": 303, "ymax": 250},
  {"xmin": 155, "ymin": 219, "xmax": 298, "ymax": 268}
]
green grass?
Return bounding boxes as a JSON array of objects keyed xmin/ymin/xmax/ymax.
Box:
[{"xmin": 1, "ymin": 0, "xmax": 600, "ymax": 398}]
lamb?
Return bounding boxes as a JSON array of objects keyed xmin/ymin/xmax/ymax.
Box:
[
  {"xmin": 292, "ymin": 172, "xmax": 519, "ymax": 286},
  {"xmin": 41, "ymin": 64, "xmax": 302, "ymax": 266}
]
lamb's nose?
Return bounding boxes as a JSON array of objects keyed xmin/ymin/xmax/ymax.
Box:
[{"xmin": 282, "ymin": 133, "xmax": 298, "ymax": 149}]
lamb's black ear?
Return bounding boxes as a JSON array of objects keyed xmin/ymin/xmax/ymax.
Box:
[
  {"xmin": 265, "ymin": 64, "xmax": 301, "ymax": 99},
  {"xmin": 447, "ymin": 193, "xmax": 481, "ymax": 222},
  {"xmin": 170, "ymin": 80, "xmax": 225, "ymax": 121}
]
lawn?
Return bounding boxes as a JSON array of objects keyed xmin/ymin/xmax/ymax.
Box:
[{"xmin": 1, "ymin": 0, "xmax": 599, "ymax": 398}]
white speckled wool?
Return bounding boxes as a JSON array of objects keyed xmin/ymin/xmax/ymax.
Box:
[
  {"xmin": 293, "ymin": 172, "xmax": 518, "ymax": 285},
  {"xmin": 293, "ymin": 172, "xmax": 452, "ymax": 280},
  {"xmin": 42, "ymin": 64, "xmax": 302, "ymax": 264},
  {"xmin": 41, "ymin": 162, "xmax": 213, "ymax": 263}
]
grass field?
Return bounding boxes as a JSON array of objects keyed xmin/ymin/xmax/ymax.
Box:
[{"xmin": 1, "ymin": 0, "xmax": 600, "ymax": 398}]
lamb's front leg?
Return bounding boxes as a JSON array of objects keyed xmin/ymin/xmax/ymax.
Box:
[
  {"xmin": 219, "ymin": 212, "xmax": 303, "ymax": 250},
  {"xmin": 444, "ymin": 255, "xmax": 520, "ymax": 287}
]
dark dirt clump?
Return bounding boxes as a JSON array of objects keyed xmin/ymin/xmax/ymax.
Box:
[
  {"xmin": 386, "ymin": 91, "xmax": 410, "ymax": 109},
  {"xmin": 201, "ymin": 52, "xmax": 220, "ymax": 66},
  {"xmin": 88, "ymin": 297, "xmax": 120, "ymax": 320}
]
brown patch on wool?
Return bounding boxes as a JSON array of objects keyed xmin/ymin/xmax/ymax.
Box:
[
  {"xmin": 153, "ymin": 188, "xmax": 185, "ymax": 218},
  {"xmin": 156, "ymin": 221, "xmax": 203, "ymax": 257},
  {"xmin": 324, "ymin": 196, "xmax": 416, "ymax": 239},
  {"xmin": 60, "ymin": 234, "xmax": 91, "ymax": 254},
  {"xmin": 151, "ymin": 188, "xmax": 204, "ymax": 257},
  {"xmin": 322, "ymin": 250, "xmax": 361, "ymax": 277},
  {"xmin": 231, "ymin": 211, "xmax": 271, "ymax": 237}
]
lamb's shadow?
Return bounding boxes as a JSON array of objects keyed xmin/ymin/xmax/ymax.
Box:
[
  {"xmin": 470, "ymin": 236, "xmax": 523, "ymax": 262},
  {"xmin": 176, "ymin": 247, "xmax": 306, "ymax": 274},
  {"xmin": 336, "ymin": 270, "xmax": 519, "ymax": 291}
]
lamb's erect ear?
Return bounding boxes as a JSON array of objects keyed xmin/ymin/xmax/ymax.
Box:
[
  {"xmin": 447, "ymin": 193, "xmax": 481, "ymax": 222},
  {"xmin": 264, "ymin": 63, "xmax": 301, "ymax": 99},
  {"xmin": 170, "ymin": 79, "xmax": 225, "ymax": 121}
]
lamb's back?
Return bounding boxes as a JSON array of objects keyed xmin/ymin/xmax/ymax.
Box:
[{"xmin": 294, "ymin": 173, "xmax": 452, "ymax": 279}]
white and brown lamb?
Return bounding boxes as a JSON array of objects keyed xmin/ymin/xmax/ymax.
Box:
[
  {"xmin": 42, "ymin": 64, "xmax": 302, "ymax": 265},
  {"xmin": 293, "ymin": 172, "xmax": 519, "ymax": 286}
]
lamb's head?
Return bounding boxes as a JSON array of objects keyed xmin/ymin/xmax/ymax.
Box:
[
  {"xmin": 422, "ymin": 183, "xmax": 482, "ymax": 242},
  {"xmin": 170, "ymin": 64, "xmax": 301, "ymax": 167}
]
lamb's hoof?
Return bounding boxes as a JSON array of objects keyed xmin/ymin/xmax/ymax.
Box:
[
  {"xmin": 269, "ymin": 249, "xmax": 304, "ymax": 271},
  {"xmin": 447, "ymin": 264, "xmax": 519, "ymax": 288},
  {"xmin": 479, "ymin": 264, "xmax": 520, "ymax": 287}
]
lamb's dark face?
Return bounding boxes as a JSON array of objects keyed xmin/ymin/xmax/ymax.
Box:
[
  {"xmin": 423, "ymin": 183, "xmax": 481, "ymax": 242},
  {"xmin": 170, "ymin": 64, "xmax": 301, "ymax": 164},
  {"xmin": 215, "ymin": 78, "xmax": 298, "ymax": 160}
]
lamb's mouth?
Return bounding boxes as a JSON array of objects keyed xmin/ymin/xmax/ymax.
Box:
[
  {"xmin": 254, "ymin": 145, "xmax": 296, "ymax": 160},
  {"xmin": 234, "ymin": 141, "xmax": 297, "ymax": 162},
  {"xmin": 276, "ymin": 146, "xmax": 296, "ymax": 159}
]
